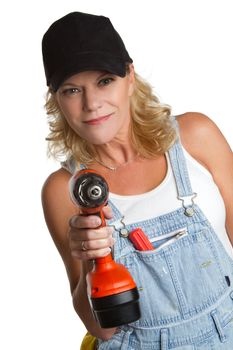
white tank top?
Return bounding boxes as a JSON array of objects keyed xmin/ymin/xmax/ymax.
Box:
[
  {"xmin": 109, "ymin": 146, "xmax": 233, "ymax": 258},
  {"xmin": 62, "ymin": 146, "xmax": 233, "ymax": 258}
]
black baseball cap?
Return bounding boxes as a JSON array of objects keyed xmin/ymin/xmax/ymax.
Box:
[{"xmin": 42, "ymin": 12, "xmax": 133, "ymax": 91}]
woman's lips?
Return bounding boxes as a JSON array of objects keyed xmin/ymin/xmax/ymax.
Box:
[{"xmin": 84, "ymin": 114, "xmax": 112, "ymax": 125}]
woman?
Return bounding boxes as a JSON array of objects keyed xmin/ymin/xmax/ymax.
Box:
[{"xmin": 42, "ymin": 11, "xmax": 233, "ymax": 349}]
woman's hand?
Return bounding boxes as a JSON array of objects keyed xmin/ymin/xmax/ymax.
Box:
[{"xmin": 68, "ymin": 206, "xmax": 115, "ymax": 260}]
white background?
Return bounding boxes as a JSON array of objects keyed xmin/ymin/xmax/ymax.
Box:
[{"xmin": 0, "ymin": 0, "xmax": 232, "ymax": 348}]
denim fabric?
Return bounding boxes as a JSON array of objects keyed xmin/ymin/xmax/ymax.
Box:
[{"xmin": 97, "ymin": 140, "xmax": 233, "ymax": 349}]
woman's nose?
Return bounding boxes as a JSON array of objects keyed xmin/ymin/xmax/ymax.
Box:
[{"xmin": 83, "ymin": 89, "xmax": 102, "ymax": 112}]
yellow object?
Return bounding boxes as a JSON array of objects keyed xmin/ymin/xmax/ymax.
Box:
[{"xmin": 80, "ymin": 332, "xmax": 97, "ymax": 350}]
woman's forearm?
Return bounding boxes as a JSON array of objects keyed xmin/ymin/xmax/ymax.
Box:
[{"xmin": 72, "ymin": 261, "xmax": 116, "ymax": 341}]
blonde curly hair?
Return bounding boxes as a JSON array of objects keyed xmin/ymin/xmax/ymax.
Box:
[{"xmin": 44, "ymin": 68, "xmax": 177, "ymax": 163}]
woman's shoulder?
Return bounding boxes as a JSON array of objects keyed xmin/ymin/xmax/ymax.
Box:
[
  {"xmin": 176, "ymin": 111, "xmax": 218, "ymax": 136},
  {"xmin": 176, "ymin": 111, "xmax": 228, "ymax": 149},
  {"xmin": 42, "ymin": 167, "xmax": 71, "ymax": 193},
  {"xmin": 175, "ymin": 111, "xmax": 232, "ymax": 173},
  {"xmin": 41, "ymin": 167, "xmax": 77, "ymax": 214}
]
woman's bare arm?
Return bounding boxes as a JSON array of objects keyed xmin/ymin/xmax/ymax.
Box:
[
  {"xmin": 41, "ymin": 168, "xmax": 116, "ymax": 340},
  {"xmin": 178, "ymin": 112, "xmax": 233, "ymax": 244}
]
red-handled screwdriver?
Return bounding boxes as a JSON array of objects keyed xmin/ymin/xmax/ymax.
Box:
[{"xmin": 128, "ymin": 228, "xmax": 154, "ymax": 251}]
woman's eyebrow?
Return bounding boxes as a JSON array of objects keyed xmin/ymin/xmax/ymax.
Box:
[
  {"xmin": 60, "ymin": 82, "xmax": 80, "ymax": 87},
  {"xmin": 60, "ymin": 72, "xmax": 115, "ymax": 88}
]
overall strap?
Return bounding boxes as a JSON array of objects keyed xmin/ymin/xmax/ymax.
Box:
[
  {"xmin": 168, "ymin": 118, "xmax": 197, "ymax": 216},
  {"xmin": 168, "ymin": 140, "xmax": 194, "ymax": 197},
  {"xmin": 61, "ymin": 157, "xmax": 77, "ymax": 174},
  {"xmin": 108, "ymin": 200, "xmax": 124, "ymax": 222}
]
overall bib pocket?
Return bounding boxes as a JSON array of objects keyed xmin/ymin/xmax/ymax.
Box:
[{"xmin": 118, "ymin": 228, "xmax": 228, "ymax": 326}]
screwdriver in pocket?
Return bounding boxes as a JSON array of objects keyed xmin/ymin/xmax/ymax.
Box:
[{"xmin": 128, "ymin": 228, "xmax": 154, "ymax": 251}]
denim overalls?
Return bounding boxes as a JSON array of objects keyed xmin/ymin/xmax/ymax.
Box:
[{"xmin": 97, "ymin": 139, "xmax": 233, "ymax": 349}]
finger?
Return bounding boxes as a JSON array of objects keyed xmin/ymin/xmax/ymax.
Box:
[
  {"xmin": 69, "ymin": 214, "xmax": 101, "ymax": 229},
  {"xmin": 74, "ymin": 235, "xmax": 115, "ymax": 251},
  {"xmin": 102, "ymin": 205, "xmax": 113, "ymax": 219},
  {"xmin": 69, "ymin": 226, "xmax": 114, "ymax": 242},
  {"xmin": 71, "ymin": 247, "xmax": 112, "ymax": 260}
]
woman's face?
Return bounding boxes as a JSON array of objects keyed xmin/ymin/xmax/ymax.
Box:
[{"xmin": 55, "ymin": 66, "xmax": 135, "ymax": 145}]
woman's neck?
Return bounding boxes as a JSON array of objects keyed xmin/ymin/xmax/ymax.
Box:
[{"xmin": 94, "ymin": 140, "xmax": 138, "ymax": 166}]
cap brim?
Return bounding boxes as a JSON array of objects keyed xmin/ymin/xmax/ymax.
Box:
[{"xmin": 50, "ymin": 52, "xmax": 132, "ymax": 91}]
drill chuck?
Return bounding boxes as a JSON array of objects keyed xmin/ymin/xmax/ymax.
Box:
[{"xmin": 70, "ymin": 171, "xmax": 108, "ymax": 209}]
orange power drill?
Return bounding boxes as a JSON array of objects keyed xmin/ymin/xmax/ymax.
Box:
[{"xmin": 69, "ymin": 169, "xmax": 141, "ymax": 328}]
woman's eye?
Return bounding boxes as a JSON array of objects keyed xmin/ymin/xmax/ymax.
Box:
[
  {"xmin": 98, "ymin": 77, "xmax": 114, "ymax": 86},
  {"xmin": 62, "ymin": 87, "xmax": 81, "ymax": 95}
]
